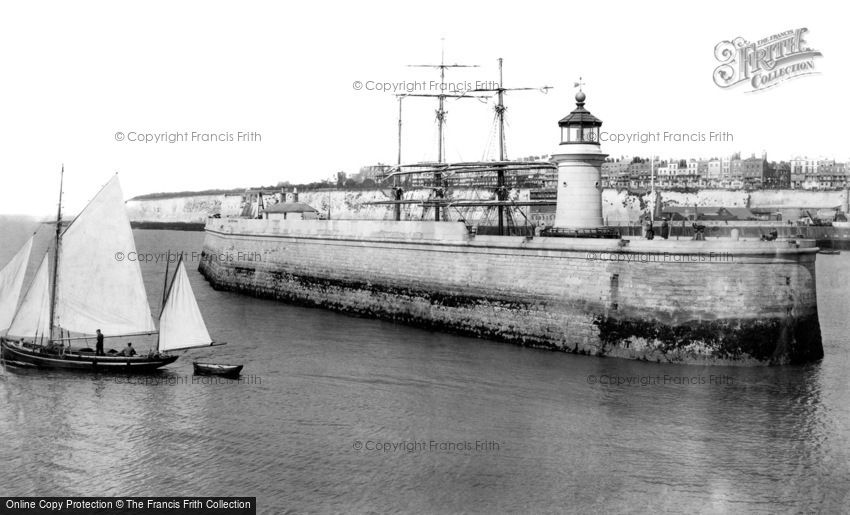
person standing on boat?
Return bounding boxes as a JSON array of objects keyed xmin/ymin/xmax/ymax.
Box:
[{"xmin": 95, "ymin": 329, "xmax": 104, "ymax": 356}]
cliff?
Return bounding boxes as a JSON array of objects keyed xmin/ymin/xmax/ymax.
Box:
[
  {"xmin": 127, "ymin": 188, "xmax": 850, "ymax": 224},
  {"xmin": 126, "ymin": 188, "xmax": 531, "ymax": 223},
  {"xmin": 126, "ymin": 194, "xmax": 244, "ymax": 224}
]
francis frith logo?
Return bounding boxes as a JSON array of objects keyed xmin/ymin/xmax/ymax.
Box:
[{"xmin": 713, "ymin": 28, "xmax": 822, "ymax": 92}]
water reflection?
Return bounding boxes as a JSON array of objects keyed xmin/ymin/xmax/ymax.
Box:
[{"xmin": 0, "ymin": 229, "xmax": 848, "ymax": 511}]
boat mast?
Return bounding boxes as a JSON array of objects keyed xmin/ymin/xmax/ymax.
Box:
[
  {"xmin": 156, "ymin": 253, "xmax": 181, "ymax": 353},
  {"xmin": 406, "ymin": 40, "xmax": 479, "ymax": 221},
  {"xmin": 397, "ymin": 96, "xmax": 403, "ymax": 168},
  {"xmin": 161, "ymin": 251, "xmax": 171, "ymax": 310},
  {"xmin": 437, "ymin": 46, "xmax": 446, "ymax": 164},
  {"xmin": 650, "ymin": 156, "xmax": 656, "ymax": 223},
  {"xmin": 48, "ymin": 165, "xmax": 64, "ymax": 343},
  {"xmin": 435, "ymin": 43, "xmax": 448, "ymax": 221},
  {"xmin": 472, "ymin": 59, "xmax": 552, "ymax": 235},
  {"xmin": 497, "ymin": 58, "xmax": 505, "ymax": 162},
  {"xmin": 496, "ymin": 59, "xmax": 506, "ymax": 235},
  {"xmin": 395, "ymin": 96, "xmax": 403, "ymax": 221}
]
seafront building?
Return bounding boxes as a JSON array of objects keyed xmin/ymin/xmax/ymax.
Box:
[
  {"xmin": 337, "ymin": 154, "xmax": 849, "ymax": 193},
  {"xmin": 596, "ymin": 153, "xmax": 846, "ymax": 191},
  {"xmin": 347, "ymin": 155, "xmax": 848, "ymax": 192},
  {"xmin": 346, "ymin": 154, "xmax": 850, "ymax": 192}
]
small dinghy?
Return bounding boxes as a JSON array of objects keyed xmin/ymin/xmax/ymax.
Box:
[{"xmin": 193, "ymin": 362, "xmax": 243, "ymax": 377}]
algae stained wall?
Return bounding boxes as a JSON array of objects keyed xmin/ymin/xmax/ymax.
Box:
[{"xmin": 198, "ymin": 218, "xmax": 821, "ymax": 365}]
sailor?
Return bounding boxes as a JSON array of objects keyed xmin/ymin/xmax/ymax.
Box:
[
  {"xmin": 95, "ymin": 329, "xmax": 104, "ymax": 356},
  {"xmin": 122, "ymin": 342, "xmax": 136, "ymax": 357},
  {"xmin": 660, "ymin": 219, "xmax": 670, "ymax": 239}
]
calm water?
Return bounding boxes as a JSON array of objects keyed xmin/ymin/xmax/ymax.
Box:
[{"xmin": 1, "ymin": 220, "xmax": 850, "ymax": 513}]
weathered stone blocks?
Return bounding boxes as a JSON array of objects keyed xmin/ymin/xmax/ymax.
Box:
[{"xmin": 198, "ymin": 219, "xmax": 823, "ymax": 365}]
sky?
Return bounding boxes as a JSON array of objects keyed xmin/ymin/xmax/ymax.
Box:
[{"xmin": 0, "ymin": 1, "xmax": 844, "ymax": 216}]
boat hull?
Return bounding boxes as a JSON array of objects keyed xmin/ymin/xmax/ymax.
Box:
[
  {"xmin": 0, "ymin": 339, "xmax": 178, "ymax": 371},
  {"xmin": 193, "ymin": 362, "xmax": 243, "ymax": 376}
]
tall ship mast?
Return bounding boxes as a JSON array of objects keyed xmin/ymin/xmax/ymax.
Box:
[
  {"xmin": 471, "ymin": 58, "xmax": 553, "ymax": 234},
  {"xmin": 403, "ymin": 44, "xmax": 482, "ymax": 221},
  {"xmin": 373, "ymin": 57, "xmax": 555, "ymax": 234}
]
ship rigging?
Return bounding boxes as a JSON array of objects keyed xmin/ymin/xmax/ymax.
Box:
[{"xmin": 370, "ymin": 56, "xmax": 556, "ymax": 235}]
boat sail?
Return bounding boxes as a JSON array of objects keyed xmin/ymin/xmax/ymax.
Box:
[
  {"xmin": 158, "ymin": 257, "xmax": 213, "ymax": 352},
  {"xmin": 55, "ymin": 176, "xmax": 156, "ymax": 335},
  {"xmin": 0, "ymin": 171, "xmax": 219, "ymax": 371},
  {"xmin": 0, "ymin": 235, "xmax": 33, "ymax": 332},
  {"xmin": 6, "ymin": 253, "xmax": 50, "ymax": 341}
]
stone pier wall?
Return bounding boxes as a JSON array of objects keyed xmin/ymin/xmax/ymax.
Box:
[{"xmin": 198, "ymin": 218, "xmax": 823, "ymax": 365}]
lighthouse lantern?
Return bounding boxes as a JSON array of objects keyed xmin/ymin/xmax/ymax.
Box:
[{"xmin": 558, "ymin": 90, "xmax": 602, "ymax": 144}]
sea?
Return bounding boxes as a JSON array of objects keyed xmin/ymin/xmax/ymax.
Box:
[{"xmin": 1, "ymin": 217, "xmax": 849, "ymax": 514}]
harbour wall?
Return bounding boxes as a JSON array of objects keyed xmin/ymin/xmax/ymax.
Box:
[
  {"xmin": 198, "ymin": 218, "xmax": 823, "ymax": 366},
  {"xmin": 127, "ymin": 188, "xmax": 850, "ymax": 225}
]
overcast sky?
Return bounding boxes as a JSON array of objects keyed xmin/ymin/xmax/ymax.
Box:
[{"xmin": 0, "ymin": 1, "xmax": 843, "ymax": 216}]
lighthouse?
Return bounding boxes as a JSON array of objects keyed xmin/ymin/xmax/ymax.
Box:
[{"xmin": 552, "ymin": 87, "xmax": 608, "ymax": 229}]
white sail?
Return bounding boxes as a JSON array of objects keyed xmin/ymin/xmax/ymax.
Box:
[
  {"xmin": 7, "ymin": 253, "xmax": 50, "ymax": 339},
  {"xmin": 54, "ymin": 176, "xmax": 156, "ymax": 335},
  {"xmin": 0, "ymin": 235, "xmax": 33, "ymax": 331},
  {"xmin": 158, "ymin": 260, "xmax": 212, "ymax": 352}
]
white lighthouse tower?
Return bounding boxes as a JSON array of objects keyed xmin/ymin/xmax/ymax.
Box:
[{"xmin": 552, "ymin": 86, "xmax": 608, "ymax": 230}]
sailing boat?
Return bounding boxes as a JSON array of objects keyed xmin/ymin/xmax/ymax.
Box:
[{"xmin": 0, "ymin": 171, "xmax": 220, "ymax": 371}]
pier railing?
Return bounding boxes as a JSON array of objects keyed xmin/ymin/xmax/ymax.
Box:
[{"xmin": 613, "ymin": 224, "xmax": 850, "ymax": 248}]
